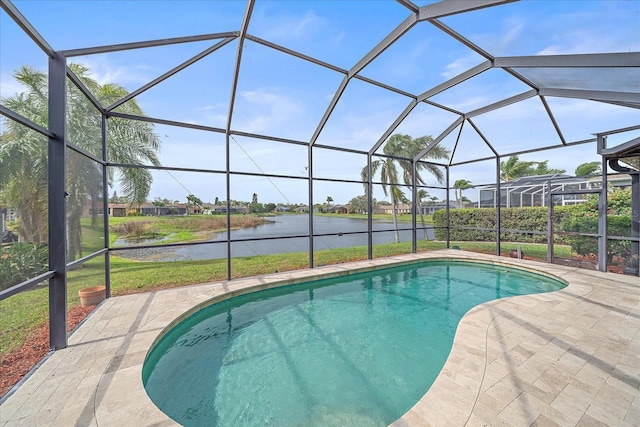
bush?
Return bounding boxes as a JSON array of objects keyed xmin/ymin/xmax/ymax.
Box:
[
  {"xmin": 0, "ymin": 243, "xmax": 48, "ymax": 291},
  {"xmin": 432, "ymin": 206, "xmax": 576, "ymax": 243},
  {"xmin": 560, "ymin": 214, "xmax": 632, "ymax": 259}
]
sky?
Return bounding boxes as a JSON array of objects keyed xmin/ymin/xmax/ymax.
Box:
[{"xmin": 1, "ymin": 0, "xmax": 639, "ymax": 206}]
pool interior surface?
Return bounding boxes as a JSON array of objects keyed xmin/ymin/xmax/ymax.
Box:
[{"xmin": 143, "ymin": 260, "xmax": 566, "ymax": 427}]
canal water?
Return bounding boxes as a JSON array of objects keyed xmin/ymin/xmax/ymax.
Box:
[{"xmin": 114, "ymin": 215, "xmax": 434, "ymax": 261}]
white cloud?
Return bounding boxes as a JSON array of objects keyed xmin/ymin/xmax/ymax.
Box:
[
  {"xmin": 74, "ymin": 56, "xmax": 156, "ymax": 89},
  {"xmin": 501, "ymin": 21, "xmax": 523, "ymax": 47},
  {"xmin": 233, "ymin": 87, "xmax": 303, "ymax": 134},
  {"xmin": 254, "ymin": 9, "xmax": 325, "ymax": 41},
  {"xmin": 440, "ymin": 55, "xmax": 480, "ymax": 80}
]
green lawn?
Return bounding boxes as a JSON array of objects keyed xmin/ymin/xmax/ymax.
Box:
[{"xmin": 0, "ymin": 239, "xmax": 570, "ymax": 361}]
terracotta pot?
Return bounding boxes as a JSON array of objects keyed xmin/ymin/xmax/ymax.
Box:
[{"xmin": 79, "ymin": 286, "xmax": 106, "ymax": 307}]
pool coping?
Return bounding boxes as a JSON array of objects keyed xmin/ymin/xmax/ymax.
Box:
[{"xmin": 1, "ymin": 250, "xmax": 639, "ymax": 426}]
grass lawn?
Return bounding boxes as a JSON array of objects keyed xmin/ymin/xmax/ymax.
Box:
[{"xmin": 0, "ymin": 239, "xmax": 570, "ymax": 361}]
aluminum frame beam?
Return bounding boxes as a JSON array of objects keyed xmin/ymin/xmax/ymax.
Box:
[
  {"xmin": 66, "ymin": 67, "xmax": 106, "ymax": 114},
  {"xmin": 414, "ymin": 116, "xmax": 464, "ymax": 161},
  {"xmin": 369, "ymin": 100, "xmax": 419, "ymax": 155},
  {"xmin": 396, "ymin": 0, "xmax": 419, "ymax": 14},
  {"xmin": 466, "ymin": 89, "xmax": 538, "ymax": 118},
  {"xmin": 1, "ymin": 0, "xmax": 54, "ymax": 57},
  {"xmin": 427, "ymin": 19, "xmax": 493, "ymax": 60},
  {"xmin": 467, "ymin": 118, "xmax": 499, "ymax": 156},
  {"xmin": 419, "ymin": 0, "xmax": 516, "ymax": 20},
  {"xmin": 349, "ymin": 15, "xmax": 417, "ymax": 78},
  {"xmin": 540, "ymin": 95, "xmax": 566, "ymax": 145},
  {"xmin": 0, "ymin": 105, "xmax": 55, "ymax": 138},
  {"xmin": 600, "ymin": 136, "xmax": 640, "ymax": 157},
  {"xmin": 61, "ymin": 32, "xmax": 238, "ymax": 57},
  {"xmin": 494, "ymin": 52, "xmax": 640, "ymax": 68},
  {"xmin": 539, "ymin": 88, "xmax": 640, "ymax": 105},
  {"xmin": 417, "ymin": 61, "xmax": 492, "ymax": 102}
]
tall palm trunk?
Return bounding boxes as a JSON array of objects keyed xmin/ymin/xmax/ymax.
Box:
[{"xmin": 417, "ymin": 199, "xmax": 428, "ymax": 240}]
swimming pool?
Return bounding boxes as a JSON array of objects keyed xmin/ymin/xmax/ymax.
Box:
[{"xmin": 143, "ymin": 260, "xmax": 566, "ymax": 426}]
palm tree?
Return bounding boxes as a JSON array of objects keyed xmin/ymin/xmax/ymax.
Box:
[
  {"xmin": 186, "ymin": 194, "xmax": 203, "ymax": 215},
  {"xmin": 500, "ymin": 156, "xmax": 565, "ymax": 181},
  {"xmin": 417, "ymin": 189, "xmax": 430, "ymax": 240},
  {"xmin": 453, "ymin": 179, "xmax": 473, "ymax": 208},
  {"xmin": 575, "ymin": 161, "xmax": 601, "ymax": 177},
  {"xmin": 361, "ymin": 139, "xmax": 403, "ymax": 243},
  {"xmin": 500, "ymin": 156, "xmax": 537, "ymax": 181},
  {"xmin": 361, "ymin": 134, "xmax": 449, "ymax": 243},
  {"xmin": 396, "ymin": 134, "xmax": 449, "ymax": 239},
  {"xmin": 0, "ymin": 64, "xmax": 161, "ymax": 260},
  {"xmin": 152, "ymin": 198, "xmax": 166, "ymax": 216}
]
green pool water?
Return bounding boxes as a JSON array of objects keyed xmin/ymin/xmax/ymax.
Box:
[{"xmin": 142, "ymin": 260, "xmax": 565, "ymax": 426}]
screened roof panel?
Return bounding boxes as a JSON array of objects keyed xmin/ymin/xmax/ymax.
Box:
[
  {"xmin": 378, "ymin": 102, "xmax": 460, "ymax": 155},
  {"xmin": 77, "ymin": 39, "xmax": 234, "ymax": 106},
  {"xmin": 606, "ymin": 130, "xmax": 640, "ymax": 149},
  {"xmin": 428, "ymin": 67, "xmax": 532, "ymax": 113},
  {"xmin": 247, "ymin": 0, "xmax": 408, "ymax": 69},
  {"xmin": 144, "ymin": 169, "xmax": 226, "ymax": 206},
  {"xmin": 359, "ymin": 19, "xmax": 486, "ymax": 95},
  {"xmin": 515, "ymin": 68, "xmax": 640, "ymax": 94},
  {"xmin": 232, "ymin": 40, "xmax": 344, "ymax": 142},
  {"xmin": 125, "ymin": 124, "xmax": 226, "ymax": 171},
  {"xmin": 0, "ymin": 8, "xmax": 49, "ymax": 101},
  {"xmin": 112, "ymin": 41, "xmax": 237, "ymax": 129},
  {"xmin": 543, "ymin": 97, "xmax": 640, "ymax": 144},
  {"xmin": 312, "ymin": 147, "xmax": 367, "ymax": 182},
  {"xmin": 229, "ymin": 135, "xmax": 308, "ymax": 178},
  {"xmin": 449, "ymin": 121, "xmax": 496, "ymax": 165},
  {"xmin": 468, "ymin": 96, "xmax": 563, "ymax": 154},
  {"xmin": 439, "ymin": 1, "xmax": 640, "ymax": 56},
  {"xmin": 315, "ymin": 78, "xmax": 412, "ymax": 151},
  {"xmin": 10, "ymin": 0, "xmax": 247, "ymax": 49}
]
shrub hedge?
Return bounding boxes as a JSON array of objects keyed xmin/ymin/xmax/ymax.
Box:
[
  {"xmin": 560, "ymin": 214, "xmax": 632, "ymax": 257},
  {"xmin": 432, "ymin": 206, "xmax": 577, "ymax": 243}
]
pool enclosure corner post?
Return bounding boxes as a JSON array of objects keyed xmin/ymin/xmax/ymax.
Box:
[
  {"xmin": 495, "ymin": 156, "xmax": 501, "ymax": 256},
  {"xmin": 367, "ymin": 154, "xmax": 373, "ymax": 260},
  {"xmin": 102, "ymin": 115, "xmax": 111, "ymax": 298},
  {"xmin": 632, "ymin": 170, "xmax": 640, "ymax": 277},
  {"xmin": 411, "ymin": 159, "xmax": 417, "ymax": 253},
  {"xmin": 224, "ymin": 0, "xmax": 254, "ymax": 281},
  {"xmin": 547, "ymin": 180, "xmax": 553, "ymax": 263},
  {"xmin": 48, "ymin": 51, "xmax": 68, "ymax": 350},
  {"xmin": 308, "ymin": 144, "xmax": 314, "ymax": 268},
  {"xmin": 445, "ymin": 165, "xmax": 450, "ymax": 248},
  {"xmin": 225, "ymin": 133, "xmax": 232, "ymax": 281},
  {"xmin": 597, "ymin": 150, "xmax": 608, "ymax": 272}
]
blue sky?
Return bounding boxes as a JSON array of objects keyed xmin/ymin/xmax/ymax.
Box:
[{"xmin": 1, "ymin": 0, "xmax": 639, "ymax": 205}]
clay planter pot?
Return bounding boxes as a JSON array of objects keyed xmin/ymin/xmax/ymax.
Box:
[{"xmin": 79, "ymin": 286, "xmax": 106, "ymax": 307}]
